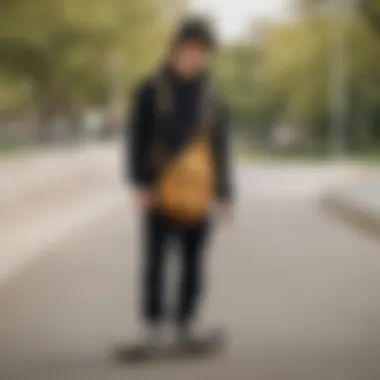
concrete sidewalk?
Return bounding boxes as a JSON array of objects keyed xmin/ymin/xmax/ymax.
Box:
[
  {"xmin": 322, "ymin": 170, "xmax": 380, "ymax": 238},
  {"xmin": 0, "ymin": 142, "xmax": 127, "ymax": 285},
  {"xmin": 0, "ymin": 143, "xmax": 117, "ymax": 205},
  {"xmin": 1, "ymin": 163, "xmax": 380, "ymax": 380}
]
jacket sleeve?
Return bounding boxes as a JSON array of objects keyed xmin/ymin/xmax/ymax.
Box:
[
  {"xmin": 212, "ymin": 101, "xmax": 234, "ymax": 202},
  {"xmin": 124, "ymin": 79, "xmax": 155, "ymax": 188}
]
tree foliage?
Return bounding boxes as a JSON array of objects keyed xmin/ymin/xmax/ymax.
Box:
[
  {"xmin": 216, "ymin": 1, "xmax": 380, "ymax": 151},
  {"xmin": 0, "ymin": 0, "xmax": 185, "ymax": 140}
]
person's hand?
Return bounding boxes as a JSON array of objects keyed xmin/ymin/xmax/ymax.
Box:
[
  {"xmin": 134, "ymin": 188, "xmax": 155, "ymax": 211},
  {"xmin": 215, "ymin": 202, "xmax": 234, "ymax": 225}
]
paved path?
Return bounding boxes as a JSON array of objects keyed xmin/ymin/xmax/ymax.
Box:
[
  {"xmin": 0, "ymin": 143, "xmax": 122, "ymax": 284},
  {"xmin": 334, "ymin": 175, "xmax": 380, "ymax": 214},
  {"xmin": 1, "ymin": 160, "xmax": 380, "ymax": 380},
  {"xmin": 322, "ymin": 169, "xmax": 380, "ymax": 237},
  {"xmin": 339, "ymin": 176, "xmax": 380, "ymax": 215},
  {"xmin": 0, "ymin": 144, "xmax": 113, "ymax": 204}
]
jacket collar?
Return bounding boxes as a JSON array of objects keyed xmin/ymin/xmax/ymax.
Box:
[{"xmin": 161, "ymin": 62, "xmax": 207, "ymax": 86}]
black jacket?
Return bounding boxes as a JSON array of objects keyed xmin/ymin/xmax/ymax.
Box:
[{"xmin": 126, "ymin": 67, "xmax": 233, "ymax": 202}]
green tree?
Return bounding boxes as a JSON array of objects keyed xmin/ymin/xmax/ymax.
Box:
[{"xmin": 0, "ymin": 0, "xmax": 185, "ymax": 142}]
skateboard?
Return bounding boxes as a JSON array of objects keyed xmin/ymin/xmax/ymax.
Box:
[{"xmin": 113, "ymin": 330, "xmax": 226, "ymax": 364}]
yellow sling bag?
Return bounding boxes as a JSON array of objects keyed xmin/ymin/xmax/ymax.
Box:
[{"xmin": 153, "ymin": 74, "xmax": 216, "ymax": 225}]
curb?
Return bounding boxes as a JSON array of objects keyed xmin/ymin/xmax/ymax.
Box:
[{"xmin": 320, "ymin": 192, "xmax": 380, "ymax": 240}]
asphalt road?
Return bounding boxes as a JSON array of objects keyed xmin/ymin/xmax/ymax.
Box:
[{"xmin": 1, "ymin": 163, "xmax": 380, "ymax": 380}]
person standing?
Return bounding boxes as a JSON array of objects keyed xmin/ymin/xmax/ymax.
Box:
[{"xmin": 126, "ymin": 18, "xmax": 234, "ymax": 348}]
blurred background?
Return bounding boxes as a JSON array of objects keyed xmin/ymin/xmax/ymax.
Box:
[
  {"xmin": 1, "ymin": 0, "xmax": 380, "ymax": 379},
  {"xmin": 0, "ymin": 0, "xmax": 379, "ymax": 157}
]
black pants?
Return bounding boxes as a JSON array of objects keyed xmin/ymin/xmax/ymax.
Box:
[{"xmin": 141, "ymin": 210, "xmax": 210, "ymax": 327}]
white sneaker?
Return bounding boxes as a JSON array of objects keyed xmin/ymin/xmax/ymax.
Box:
[
  {"xmin": 176, "ymin": 325, "xmax": 195, "ymax": 345},
  {"xmin": 140, "ymin": 325, "xmax": 162, "ymax": 350}
]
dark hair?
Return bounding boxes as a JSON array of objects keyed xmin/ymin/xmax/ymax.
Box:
[{"xmin": 172, "ymin": 18, "xmax": 217, "ymax": 52}]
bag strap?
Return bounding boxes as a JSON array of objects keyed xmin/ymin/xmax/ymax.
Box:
[
  {"xmin": 155, "ymin": 70, "xmax": 172, "ymax": 120},
  {"xmin": 152, "ymin": 70, "xmax": 171, "ymax": 170},
  {"xmin": 152, "ymin": 70, "xmax": 217, "ymax": 171},
  {"xmin": 197, "ymin": 79, "xmax": 217, "ymax": 139}
]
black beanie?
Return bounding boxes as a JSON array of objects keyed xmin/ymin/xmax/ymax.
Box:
[{"xmin": 172, "ymin": 18, "xmax": 217, "ymax": 52}]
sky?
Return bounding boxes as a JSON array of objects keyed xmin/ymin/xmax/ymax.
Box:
[{"xmin": 189, "ymin": 0, "xmax": 291, "ymax": 41}]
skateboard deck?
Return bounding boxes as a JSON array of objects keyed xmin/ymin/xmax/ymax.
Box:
[{"xmin": 113, "ymin": 330, "xmax": 225, "ymax": 364}]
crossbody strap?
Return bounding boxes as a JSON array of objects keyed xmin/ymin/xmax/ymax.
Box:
[
  {"xmin": 155, "ymin": 71, "xmax": 172, "ymax": 120},
  {"xmin": 197, "ymin": 78, "xmax": 217, "ymax": 139},
  {"xmin": 153, "ymin": 71, "xmax": 217, "ymax": 171},
  {"xmin": 152, "ymin": 70, "xmax": 172, "ymax": 170}
]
